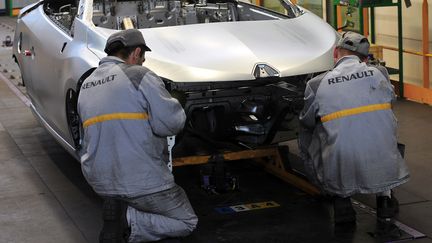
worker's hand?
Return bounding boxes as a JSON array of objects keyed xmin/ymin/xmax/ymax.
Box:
[{"xmin": 170, "ymin": 90, "xmax": 187, "ymax": 108}]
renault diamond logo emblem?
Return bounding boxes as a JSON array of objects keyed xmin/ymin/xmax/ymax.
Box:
[{"xmin": 253, "ymin": 63, "xmax": 280, "ymax": 78}]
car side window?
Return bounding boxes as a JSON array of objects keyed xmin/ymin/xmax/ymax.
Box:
[{"xmin": 43, "ymin": 0, "xmax": 78, "ymax": 35}]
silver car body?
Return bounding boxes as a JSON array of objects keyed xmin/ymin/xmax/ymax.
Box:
[{"xmin": 13, "ymin": 0, "xmax": 337, "ymax": 158}]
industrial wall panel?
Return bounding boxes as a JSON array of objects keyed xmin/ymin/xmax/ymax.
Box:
[{"xmin": 12, "ymin": 0, "xmax": 38, "ymax": 8}]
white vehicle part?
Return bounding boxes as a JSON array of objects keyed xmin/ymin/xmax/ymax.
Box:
[
  {"xmin": 92, "ymin": 15, "xmax": 337, "ymax": 82},
  {"xmin": 30, "ymin": 103, "xmax": 78, "ymax": 158},
  {"xmin": 167, "ymin": 136, "xmax": 176, "ymax": 172},
  {"xmin": 78, "ymin": 0, "xmax": 95, "ymax": 24}
]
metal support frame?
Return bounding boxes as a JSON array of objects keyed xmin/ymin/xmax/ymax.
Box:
[
  {"xmin": 8, "ymin": 0, "xmax": 12, "ymax": 16},
  {"xmin": 355, "ymin": 8, "xmax": 370, "ymax": 35},
  {"xmin": 371, "ymin": 7, "xmax": 375, "ymax": 43},
  {"xmin": 378, "ymin": 0, "xmax": 432, "ymax": 104},
  {"xmin": 370, "ymin": 0, "xmax": 432, "ymax": 101},
  {"xmin": 397, "ymin": 0, "xmax": 404, "ymax": 97},
  {"xmin": 5, "ymin": 0, "xmax": 10, "ymax": 16},
  {"xmin": 422, "ymin": 0, "xmax": 430, "ymax": 89},
  {"xmin": 173, "ymin": 147, "xmax": 320, "ymax": 195}
]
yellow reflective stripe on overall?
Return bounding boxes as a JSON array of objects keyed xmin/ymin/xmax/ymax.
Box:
[
  {"xmin": 83, "ymin": 112, "xmax": 149, "ymax": 128},
  {"xmin": 321, "ymin": 103, "xmax": 391, "ymax": 123}
]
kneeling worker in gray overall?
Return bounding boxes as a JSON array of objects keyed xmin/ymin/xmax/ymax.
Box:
[
  {"xmin": 78, "ymin": 29, "xmax": 198, "ymax": 242},
  {"xmin": 299, "ymin": 31, "xmax": 409, "ymax": 224}
]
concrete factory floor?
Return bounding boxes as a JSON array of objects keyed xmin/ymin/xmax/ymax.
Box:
[{"xmin": 0, "ymin": 16, "xmax": 431, "ymax": 243}]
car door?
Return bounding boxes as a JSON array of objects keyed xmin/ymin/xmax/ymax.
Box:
[
  {"xmin": 15, "ymin": 29, "xmax": 33, "ymax": 91},
  {"xmin": 14, "ymin": 6, "xmax": 41, "ymax": 104},
  {"xmin": 28, "ymin": 2, "xmax": 75, "ymax": 137}
]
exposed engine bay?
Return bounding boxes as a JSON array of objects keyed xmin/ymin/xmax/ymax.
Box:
[{"xmin": 166, "ymin": 75, "xmax": 312, "ymax": 156}]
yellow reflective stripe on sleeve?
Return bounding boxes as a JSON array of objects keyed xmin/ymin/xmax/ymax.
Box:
[
  {"xmin": 83, "ymin": 112, "xmax": 149, "ymax": 128},
  {"xmin": 321, "ymin": 103, "xmax": 391, "ymax": 123}
]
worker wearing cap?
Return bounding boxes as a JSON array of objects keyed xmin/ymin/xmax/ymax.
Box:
[
  {"xmin": 299, "ymin": 31, "xmax": 409, "ymax": 224},
  {"xmin": 78, "ymin": 29, "xmax": 198, "ymax": 242}
]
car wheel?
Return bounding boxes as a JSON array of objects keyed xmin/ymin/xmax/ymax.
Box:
[{"xmin": 65, "ymin": 68, "xmax": 96, "ymax": 149}]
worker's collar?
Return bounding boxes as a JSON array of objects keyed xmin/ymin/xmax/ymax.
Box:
[
  {"xmin": 99, "ymin": 56, "xmax": 125, "ymax": 65},
  {"xmin": 334, "ymin": 55, "xmax": 362, "ymax": 68}
]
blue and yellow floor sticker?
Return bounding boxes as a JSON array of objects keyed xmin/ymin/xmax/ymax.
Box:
[{"xmin": 215, "ymin": 201, "xmax": 280, "ymax": 214}]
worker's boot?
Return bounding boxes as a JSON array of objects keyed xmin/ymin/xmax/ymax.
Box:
[
  {"xmin": 333, "ymin": 196, "xmax": 356, "ymax": 224},
  {"xmin": 99, "ymin": 198, "xmax": 130, "ymax": 243},
  {"xmin": 376, "ymin": 195, "xmax": 399, "ymax": 219}
]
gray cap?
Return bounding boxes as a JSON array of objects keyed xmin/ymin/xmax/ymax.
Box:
[
  {"xmin": 336, "ymin": 31, "xmax": 370, "ymax": 57},
  {"xmin": 104, "ymin": 29, "xmax": 151, "ymax": 54}
]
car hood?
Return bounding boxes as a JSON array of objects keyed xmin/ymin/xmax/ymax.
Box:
[{"xmin": 93, "ymin": 12, "xmax": 337, "ymax": 82}]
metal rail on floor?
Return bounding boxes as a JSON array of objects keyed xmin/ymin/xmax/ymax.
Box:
[{"xmin": 173, "ymin": 146, "xmax": 320, "ymax": 196}]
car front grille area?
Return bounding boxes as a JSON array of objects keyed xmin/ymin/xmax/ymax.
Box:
[{"xmin": 167, "ymin": 75, "xmax": 308, "ymax": 153}]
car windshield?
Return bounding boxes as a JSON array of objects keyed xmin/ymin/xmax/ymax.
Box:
[{"xmin": 91, "ymin": 0, "xmax": 303, "ymax": 30}]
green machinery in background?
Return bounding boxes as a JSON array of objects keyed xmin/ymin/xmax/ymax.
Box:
[{"xmin": 332, "ymin": 0, "xmax": 406, "ymax": 97}]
